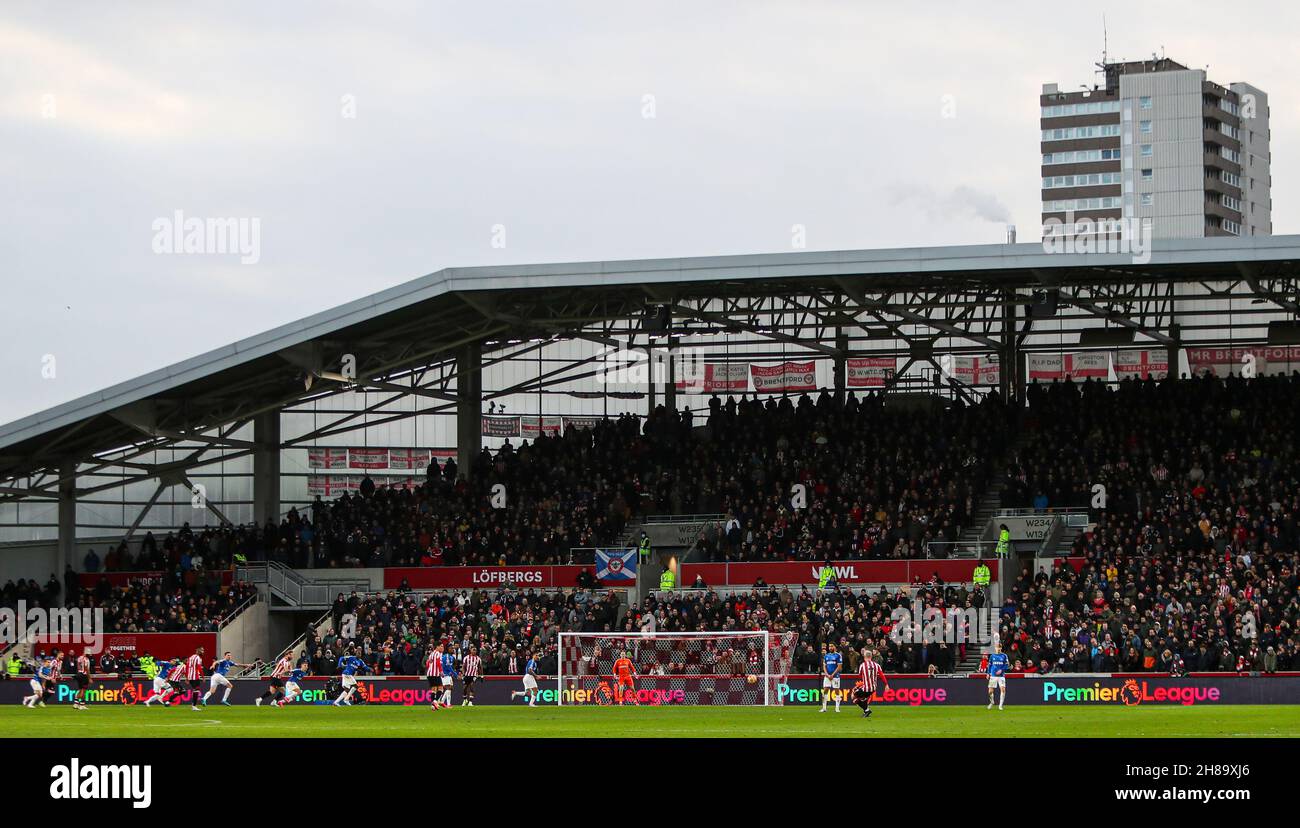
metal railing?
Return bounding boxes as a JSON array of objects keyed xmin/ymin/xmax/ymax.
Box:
[
  {"xmin": 235, "ymin": 561, "xmax": 370, "ymax": 608},
  {"xmin": 924, "ymin": 540, "xmax": 995, "ymax": 559}
]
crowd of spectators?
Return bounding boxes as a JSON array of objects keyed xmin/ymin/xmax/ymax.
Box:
[
  {"xmin": 997, "ymin": 374, "xmax": 1300, "ymax": 674},
  {"xmin": 2, "ymin": 568, "xmax": 257, "ymax": 634}
]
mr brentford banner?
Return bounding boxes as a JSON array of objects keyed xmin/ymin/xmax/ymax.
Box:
[{"xmin": 680, "ymin": 559, "xmax": 997, "ymax": 587}]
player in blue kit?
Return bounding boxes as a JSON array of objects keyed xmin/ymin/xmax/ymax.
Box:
[
  {"xmin": 202, "ymin": 651, "xmax": 250, "ymax": 706},
  {"xmin": 986, "ymin": 640, "xmax": 1010, "ymax": 710},
  {"xmin": 819, "ymin": 643, "xmax": 843, "ymax": 713},
  {"xmin": 282, "ymin": 662, "xmax": 309, "ymax": 706},
  {"xmin": 438, "ymin": 647, "xmax": 457, "ymax": 708},
  {"xmin": 333, "ymin": 648, "xmax": 367, "ymax": 706},
  {"xmin": 142, "ymin": 660, "xmax": 175, "ymax": 706},
  {"xmin": 21, "ymin": 657, "xmax": 54, "ymax": 708}
]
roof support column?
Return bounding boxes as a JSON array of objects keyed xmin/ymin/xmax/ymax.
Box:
[
  {"xmin": 253, "ymin": 411, "xmax": 280, "ymax": 526},
  {"xmin": 664, "ymin": 340, "xmax": 677, "ymax": 414},
  {"xmin": 1167, "ymin": 323, "xmax": 1182, "ymax": 380},
  {"xmin": 1000, "ymin": 290, "xmax": 1022, "ymax": 405},
  {"xmin": 833, "ymin": 328, "xmax": 848, "ymax": 401},
  {"xmin": 456, "ymin": 342, "xmax": 482, "ymax": 479},
  {"xmin": 58, "ymin": 458, "xmax": 76, "ymax": 578}
]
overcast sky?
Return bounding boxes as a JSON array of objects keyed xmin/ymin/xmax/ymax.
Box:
[{"xmin": 2, "ymin": 0, "xmax": 1298, "ymax": 427}]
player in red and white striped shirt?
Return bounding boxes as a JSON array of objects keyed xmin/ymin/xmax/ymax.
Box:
[
  {"xmin": 425, "ymin": 644, "xmax": 445, "ymax": 710},
  {"xmin": 176, "ymin": 646, "xmax": 205, "ymax": 710},
  {"xmin": 852, "ymin": 648, "xmax": 888, "ymax": 719},
  {"xmin": 257, "ymin": 654, "xmax": 293, "ymax": 707},
  {"xmin": 460, "ymin": 647, "xmax": 482, "ymax": 707},
  {"xmin": 73, "ymin": 650, "xmax": 92, "ymax": 710}
]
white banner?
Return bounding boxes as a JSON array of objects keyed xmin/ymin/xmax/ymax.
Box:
[
  {"xmin": 1114, "ymin": 349, "xmax": 1169, "ymax": 380},
  {"xmin": 388, "ymin": 449, "xmax": 430, "ymax": 470}
]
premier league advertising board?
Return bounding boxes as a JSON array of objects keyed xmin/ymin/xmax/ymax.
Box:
[{"xmin": 6, "ymin": 675, "xmax": 1298, "ymax": 707}]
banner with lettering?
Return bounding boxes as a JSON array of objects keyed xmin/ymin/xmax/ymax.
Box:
[
  {"xmin": 1028, "ymin": 352, "xmax": 1109, "ymax": 381},
  {"xmin": 1114, "ymin": 349, "xmax": 1169, "ymax": 380},
  {"xmin": 520, "ymin": 416, "xmax": 563, "ymax": 439},
  {"xmin": 676, "ymin": 362, "xmax": 749, "ymax": 393},
  {"xmin": 750, "ymin": 361, "xmax": 817, "ymax": 393},
  {"xmin": 946, "ymin": 355, "xmax": 1001, "ymax": 386},
  {"xmin": 307, "ymin": 448, "xmax": 348, "ymax": 469},
  {"xmin": 387, "ymin": 449, "xmax": 430, "ymax": 470},
  {"xmin": 481, "ymin": 416, "xmax": 520, "ymax": 437},
  {"xmin": 307, "ymin": 475, "xmax": 356, "ymax": 496},
  {"xmin": 348, "ymin": 448, "xmax": 389, "ymax": 469},
  {"xmin": 846, "ymin": 357, "xmax": 896, "ymax": 388},
  {"xmin": 562, "ymin": 416, "xmax": 602, "ymax": 432},
  {"xmin": 1187, "ymin": 346, "xmax": 1300, "ymax": 378}
]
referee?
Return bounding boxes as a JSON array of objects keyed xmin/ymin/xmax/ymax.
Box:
[{"xmin": 460, "ymin": 646, "xmax": 482, "ymax": 706}]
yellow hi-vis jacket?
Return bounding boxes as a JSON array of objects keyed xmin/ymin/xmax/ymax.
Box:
[
  {"xmin": 973, "ymin": 564, "xmax": 991, "ymax": 586},
  {"xmin": 995, "ymin": 528, "xmax": 1011, "ymax": 558},
  {"xmin": 818, "ymin": 565, "xmax": 834, "ymax": 590},
  {"xmin": 659, "ymin": 568, "xmax": 675, "ymax": 590}
]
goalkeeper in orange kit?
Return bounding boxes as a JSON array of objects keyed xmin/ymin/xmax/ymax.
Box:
[{"xmin": 612, "ymin": 651, "xmax": 638, "ymax": 704}]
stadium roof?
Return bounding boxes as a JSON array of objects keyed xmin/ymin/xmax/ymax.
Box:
[{"xmin": 4, "ymin": 235, "xmax": 1300, "ymax": 488}]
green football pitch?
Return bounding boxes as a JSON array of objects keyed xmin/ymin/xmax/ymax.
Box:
[{"xmin": 3, "ymin": 703, "xmax": 1299, "ymax": 738}]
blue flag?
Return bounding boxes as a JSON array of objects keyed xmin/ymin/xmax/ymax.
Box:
[{"xmin": 594, "ymin": 548, "xmax": 638, "ymax": 581}]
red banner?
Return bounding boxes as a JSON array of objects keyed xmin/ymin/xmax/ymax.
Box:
[
  {"xmin": 846, "ymin": 357, "xmax": 896, "ymax": 388},
  {"xmin": 679, "ymin": 559, "xmax": 998, "ymax": 587},
  {"xmin": 77, "ymin": 571, "xmax": 233, "ymax": 588},
  {"xmin": 750, "ymin": 361, "xmax": 817, "ymax": 393},
  {"xmin": 676, "ymin": 362, "xmax": 749, "ymax": 393},
  {"xmin": 1187, "ymin": 346, "xmax": 1300, "ymax": 377},
  {"xmin": 481, "ymin": 416, "xmax": 520, "ymax": 437},
  {"xmin": 27, "ymin": 632, "xmax": 217, "ymax": 662},
  {"xmin": 383, "ymin": 565, "xmax": 608, "ymax": 590}
]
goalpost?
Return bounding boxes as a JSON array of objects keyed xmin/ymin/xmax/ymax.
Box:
[{"xmin": 556, "ymin": 631, "xmax": 798, "ymax": 706}]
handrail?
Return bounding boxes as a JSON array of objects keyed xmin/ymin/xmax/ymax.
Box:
[
  {"xmin": 643, "ymin": 513, "xmax": 725, "ymax": 525},
  {"xmin": 217, "ymin": 592, "xmax": 259, "ymax": 630}
]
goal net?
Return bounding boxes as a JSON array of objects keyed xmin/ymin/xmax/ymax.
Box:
[{"xmin": 556, "ymin": 631, "xmax": 798, "ymax": 706}]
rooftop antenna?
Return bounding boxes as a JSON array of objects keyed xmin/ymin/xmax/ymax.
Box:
[{"xmin": 1094, "ymin": 15, "xmax": 1109, "ymax": 86}]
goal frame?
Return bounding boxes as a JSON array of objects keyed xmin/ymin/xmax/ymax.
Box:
[{"xmin": 556, "ymin": 631, "xmax": 787, "ymax": 706}]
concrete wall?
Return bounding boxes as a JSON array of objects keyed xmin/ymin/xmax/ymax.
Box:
[{"xmin": 218, "ymin": 599, "xmax": 269, "ymax": 664}]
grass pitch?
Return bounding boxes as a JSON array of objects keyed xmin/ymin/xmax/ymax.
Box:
[{"xmin": 2, "ymin": 703, "xmax": 1299, "ymax": 738}]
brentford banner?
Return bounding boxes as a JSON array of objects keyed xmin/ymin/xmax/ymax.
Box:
[
  {"xmin": 76, "ymin": 571, "xmax": 233, "ymax": 588},
  {"xmin": 1114, "ymin": 349, "xmax": 1169, "ymax": 380},
  {"xmin": 1028, "ymin": 352, "xmax": 1109, "ymax": 381},
  {"xmin": 430, "ymin": 448, "xmax": 456, "ymax": 466},
  {"xmin": 562, "ymin": 416, "xmax": 602, "ymax": 432},
  {"xmin": 307, "ymin": 448, "xmax": 348, "ymax": 469},
  {"xmin": 750, "ymin": 361, "xmax": 817, "ymax": 393},
  {"xmin": 348, "ymin": 448, "xmax": 389, "ymax": 469},
  {"xmin": 846, "ymin": 357, "xmax": 896, "ymax": 388},
  {"xmin": 481, "ymin": 416, "xmax": 520, "ymax": 437},
  {"xmin": 307, "ymin": 475, "xmax": 356, "ymax": 496},
  {"xmin": 676, "ymin": 362, "xmax": 749, "ymax": 393},
  {"xmin": 1187, "ymin": 346, "xmax": 1300, "ymax": 377},
  {"xmin": 387, "ymin": 449, "xmax": 430, "ymax": 470},
  {"xmin": 383, "ymin": 565, "xmax": 610, "ymax": 590}
]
